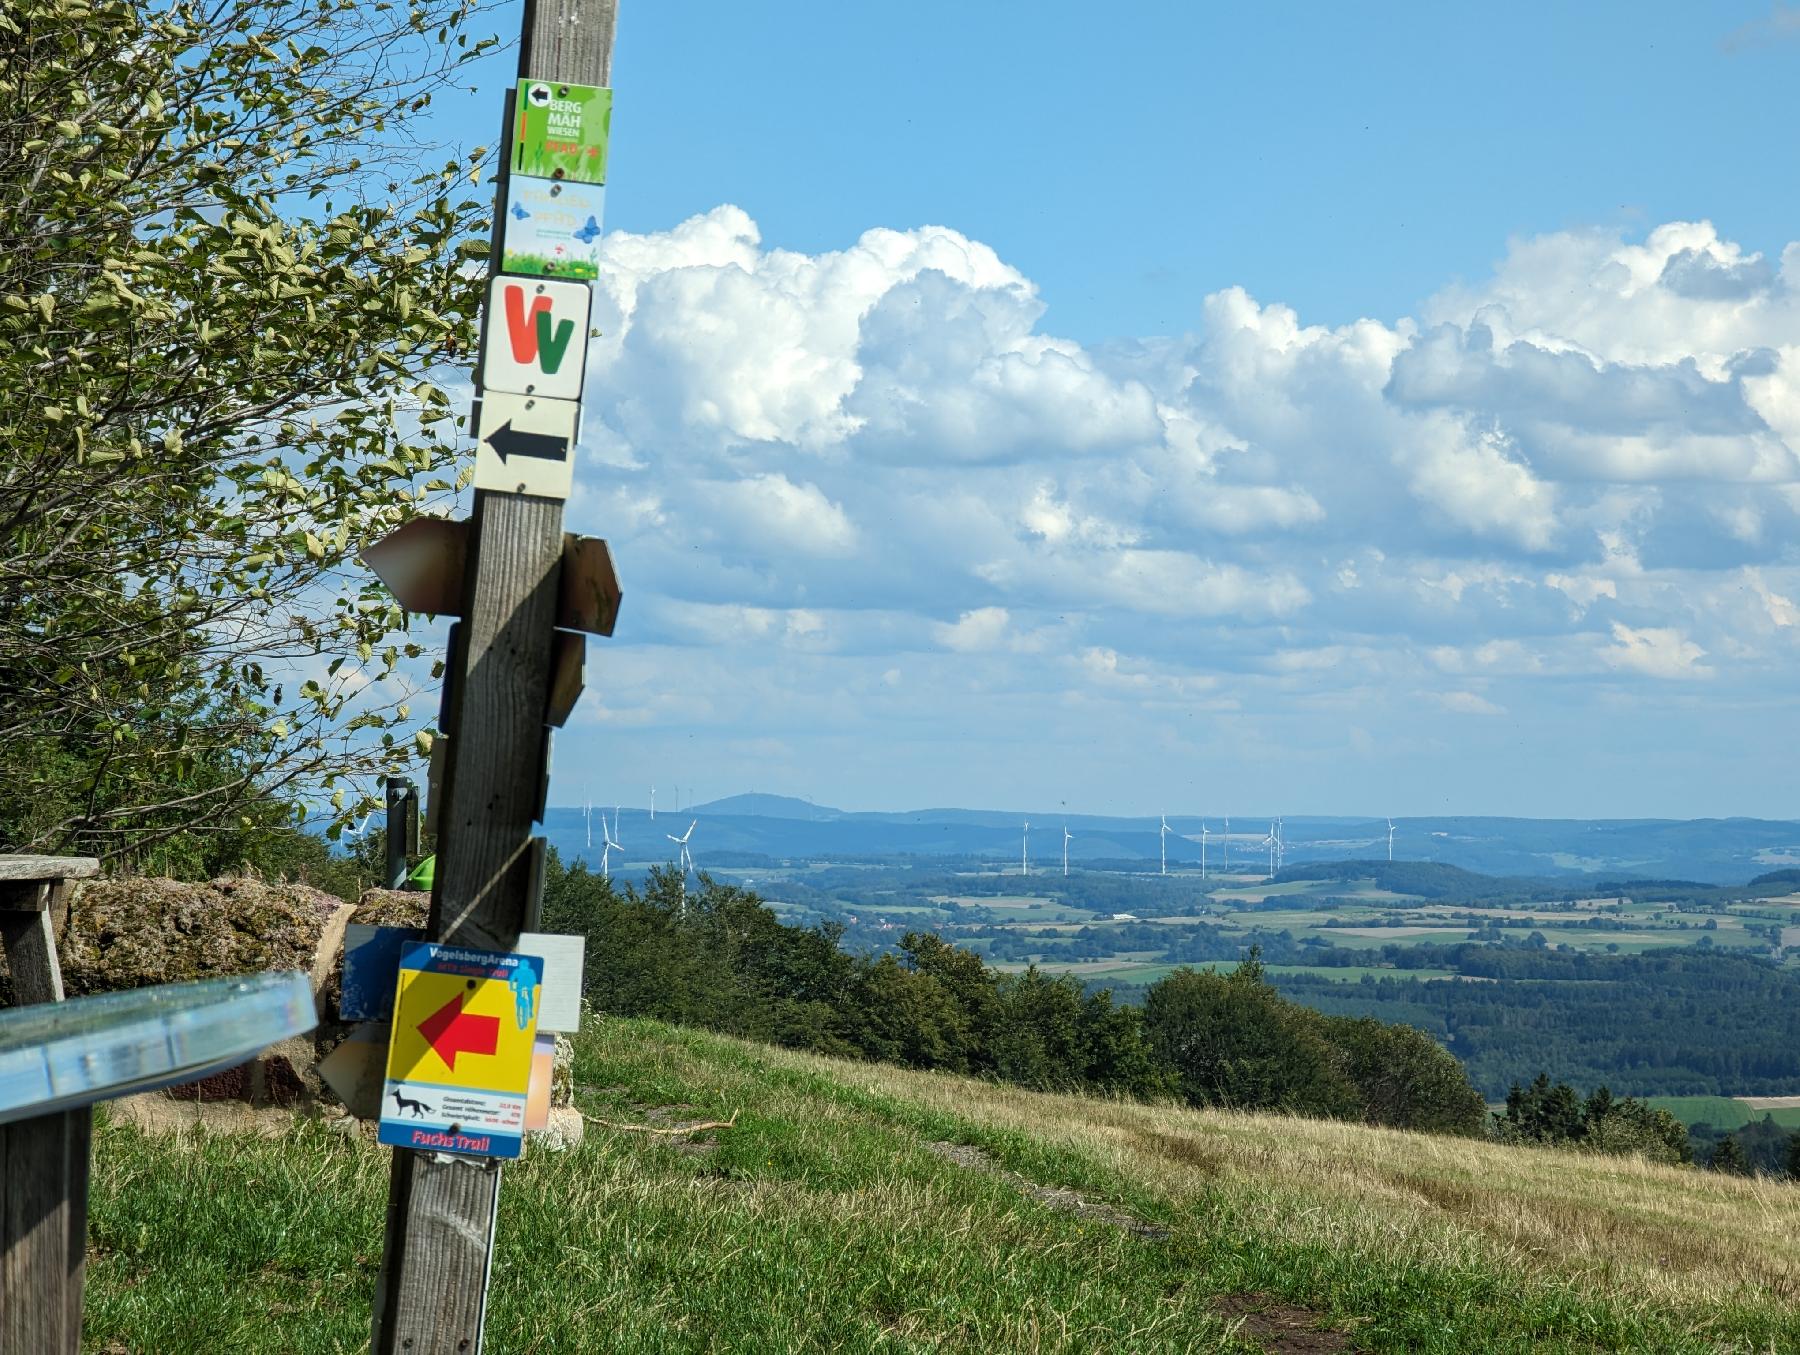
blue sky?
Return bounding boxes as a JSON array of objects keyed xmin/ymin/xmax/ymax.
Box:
[{"xmin": 431, "ymin": 3, "xmax": 1800, "ymax": 818}]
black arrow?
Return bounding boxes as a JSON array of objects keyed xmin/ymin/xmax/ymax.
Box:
[{"xmin": 484, "ymin": 419, "xmax": 568, "ymax": 464}]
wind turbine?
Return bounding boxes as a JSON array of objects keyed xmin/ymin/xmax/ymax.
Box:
[
  {"xmin": 1063, "ymin": 824, "xmax": 1072, "ymax": 878},
  {"xmin": 1386, "ymin": 818, "xmax": 1395, "ymax": 863},
  {"xmin": 666, "ymin": 818, "xmax": 697, "ymax": 914},
  {"xmin": 1262, "ymin": 822, "xmax": 1278, "ymax": 878},
  {"xmin": 1276, "ymin": 815, "xmax": 1286, "ymax": 872},
  {"xmin": 600, "ymin": 812, "xmax": 622, "ymax": 879},
  {"xmin": 583, "ymin": 787, "xmax": 593, "ymax": 851},
  {"xmin": 666, "ymin": 819, "xmax": 697, "ymax": 876},
  {"xmin": 1200, "ymin": 822, "xmax": 1209, "ymax": 881},
  {"xmin": 1223, "ymin": 816, "xmax": 1230, "ymax": 875},
  {"xmin": 650, "ymin": 785, "xmax": 656, "ymax": 821},
  {"xmin": 1021, "ymin": 820, "xmax": 1030, "ymax": 877},
  {"xmin": 1159, "ymin": 814, "xmax": 1170, "ymax": 876}
]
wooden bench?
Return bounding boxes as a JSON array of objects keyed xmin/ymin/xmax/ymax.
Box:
[{"xmin": 0, "ymin": 854, "xmax": 99, "ymax": 1355}]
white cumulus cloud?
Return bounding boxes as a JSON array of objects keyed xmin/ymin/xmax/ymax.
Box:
[
  {"xmin": 1601, "ymin": 623, "xmax": 1713, "ymax": 680},
  {"xmin": 542, "ymin": 208, "xmax": 1800, "ymax": 806}
]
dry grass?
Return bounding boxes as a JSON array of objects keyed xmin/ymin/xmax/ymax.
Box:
[{"xmin": 749, "ymin": 1037, "xmax": 1800, "ymax": 1318}]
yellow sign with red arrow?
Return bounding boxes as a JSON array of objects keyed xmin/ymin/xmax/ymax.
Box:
[{"xmin": 379, "ymin": 941, "xmax": 543, "ymax": 1158}]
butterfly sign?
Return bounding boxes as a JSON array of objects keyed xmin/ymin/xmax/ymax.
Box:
[{"xmin": 500, "ymin": 177, "xmax": 606, "ymax": 279}]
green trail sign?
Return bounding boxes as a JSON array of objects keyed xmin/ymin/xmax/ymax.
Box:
[{"xmin": 513, "ymin": 80, "xmax": 612, "ymax": 184}]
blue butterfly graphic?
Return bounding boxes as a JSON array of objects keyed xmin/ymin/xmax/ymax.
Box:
[
  {"xmin": 573, "ymin": 215, "xmax": 601, "ymax": 243},
  {"xmin": 510, "ymin": 201, "xmax": 531, "ymax": 220}
]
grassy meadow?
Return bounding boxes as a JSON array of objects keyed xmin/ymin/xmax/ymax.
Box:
[{"xmin": 84, "ymin": 1018, "xmax": 1800, "ymax": 1352}]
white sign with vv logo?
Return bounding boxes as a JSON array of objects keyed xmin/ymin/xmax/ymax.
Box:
[{"xmin": 479, "ymin": 276, "xmax": 592, "ymax": 401}]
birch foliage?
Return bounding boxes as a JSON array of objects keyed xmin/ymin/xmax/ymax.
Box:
[{"xmin": 0, "ymin": 0, "xmax": 497, "ymax": 863}]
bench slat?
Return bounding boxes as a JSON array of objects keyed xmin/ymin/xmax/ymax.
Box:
[{"xmin": 0, "ymin": 858, "xmax": 99, "ymax": 884}]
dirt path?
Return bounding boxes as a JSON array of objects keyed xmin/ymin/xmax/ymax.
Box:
[{"xmin": 923, "ymin": 1141, "xmax": 1353, "ymax": 1352}]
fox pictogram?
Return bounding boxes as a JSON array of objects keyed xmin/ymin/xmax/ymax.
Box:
[{"xmin": 390, "ymin": 1088, "xmax": 433, "ymax": 1119}]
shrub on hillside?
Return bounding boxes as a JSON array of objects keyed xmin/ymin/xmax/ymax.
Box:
[
  {"xmin": 1583, "ymin": 1102, "xmax": 1692, "ymax": 1166},
  {"xmin": 1323, "ymin": 1015, "xmax": 1488, "ymax": 1136},
  {"xmin": 1710, "ymin": 1135, "xmax": 1751, "ymax": 1175},
  {"xmin": 1141, "ymin": 955, "xmax": 1360, "ymax": 1119}
]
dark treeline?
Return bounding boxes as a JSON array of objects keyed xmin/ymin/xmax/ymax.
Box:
[
  {"xmin": 1268, "ymin": 946, "xmax": 1800, "ymax": 1098},
  {"xmin": 1691, "ymin": 1115, "xmax": 1800, "ymax": 1178},
  {"xmin": 541, "ymin": 854, "xmax": 1487, "ymax": 1136},
  {"xmin": 1272, "ymin": 860, "xmax": 1562, "ymax": 901},
  {"xmin": 985, "ymin": 919, "xmax": 1331, "ymax": 967}
]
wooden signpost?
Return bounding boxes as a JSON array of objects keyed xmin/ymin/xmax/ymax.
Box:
[{"xmin": 366, "ymin": 1, "xmax": 620, "ymax": 1350}]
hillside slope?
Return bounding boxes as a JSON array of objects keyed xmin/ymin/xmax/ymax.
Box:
[{"xmin": 85, "ymin": 1019, "xmax": 1800, "ymax": 1353}]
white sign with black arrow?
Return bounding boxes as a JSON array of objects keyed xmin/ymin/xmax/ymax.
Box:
[{"xmin": 473, "ymin": 390, "xmax": 580, "ymax": 499}]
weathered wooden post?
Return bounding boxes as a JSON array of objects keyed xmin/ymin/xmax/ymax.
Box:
[
  {"xmin": 385, "ymin": 777, "xmax": 420, "ymax": 889},
  {"xmin": 368, "ymin": 1, "xmax": 619, "ymax": 1349},
  {"xmin": 0, "ymin": 855, "xmax": 96, "ymax": 1355}
]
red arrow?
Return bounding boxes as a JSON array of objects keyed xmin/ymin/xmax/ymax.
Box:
[{"xmin": 416, "ymin": 991, "xmax": 500, "ymax": 1072}]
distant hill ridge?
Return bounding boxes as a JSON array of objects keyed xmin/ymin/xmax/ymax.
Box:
[
  {"xmin": 543, "ymin": 801, "xmax": 1800, "ymax": 884},
  {"xmin": 686, "ymin": 792, "xmax": 842, "ymax": 821}
]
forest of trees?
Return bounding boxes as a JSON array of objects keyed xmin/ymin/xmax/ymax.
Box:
[{"xmin": 1266, "ymin": 946, "xmax": 1800, "ymax": 1097}]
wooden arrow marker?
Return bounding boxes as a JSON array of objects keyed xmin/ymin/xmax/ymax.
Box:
[{"xmin": 359, "ymin": 518, "xmax": 469, "ymax": 616}]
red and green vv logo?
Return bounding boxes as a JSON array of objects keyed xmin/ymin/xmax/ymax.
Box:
[{"xmin": 503, "ymin": 283, "xmax": 577, "ymax": 374}]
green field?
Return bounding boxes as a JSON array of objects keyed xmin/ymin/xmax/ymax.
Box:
[
  {"xmin": 1264, "ymin": 963, "xmax": 1461, "ymax": 982},
  {"xmin": 1640, "ymin": 1097, "xmax": 1800, "ymax": 1130},
  {"xmin": 1642, "ymin": 1096, "xmax": 1759, "ymax": 1129},
  {"xmin": 83, "ymin": 1018, "xmax": 1800, "ymax": 1353},
  {"xmin": 935, "ymin": 896, "xmax": 1097, "ymax": 922}
]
